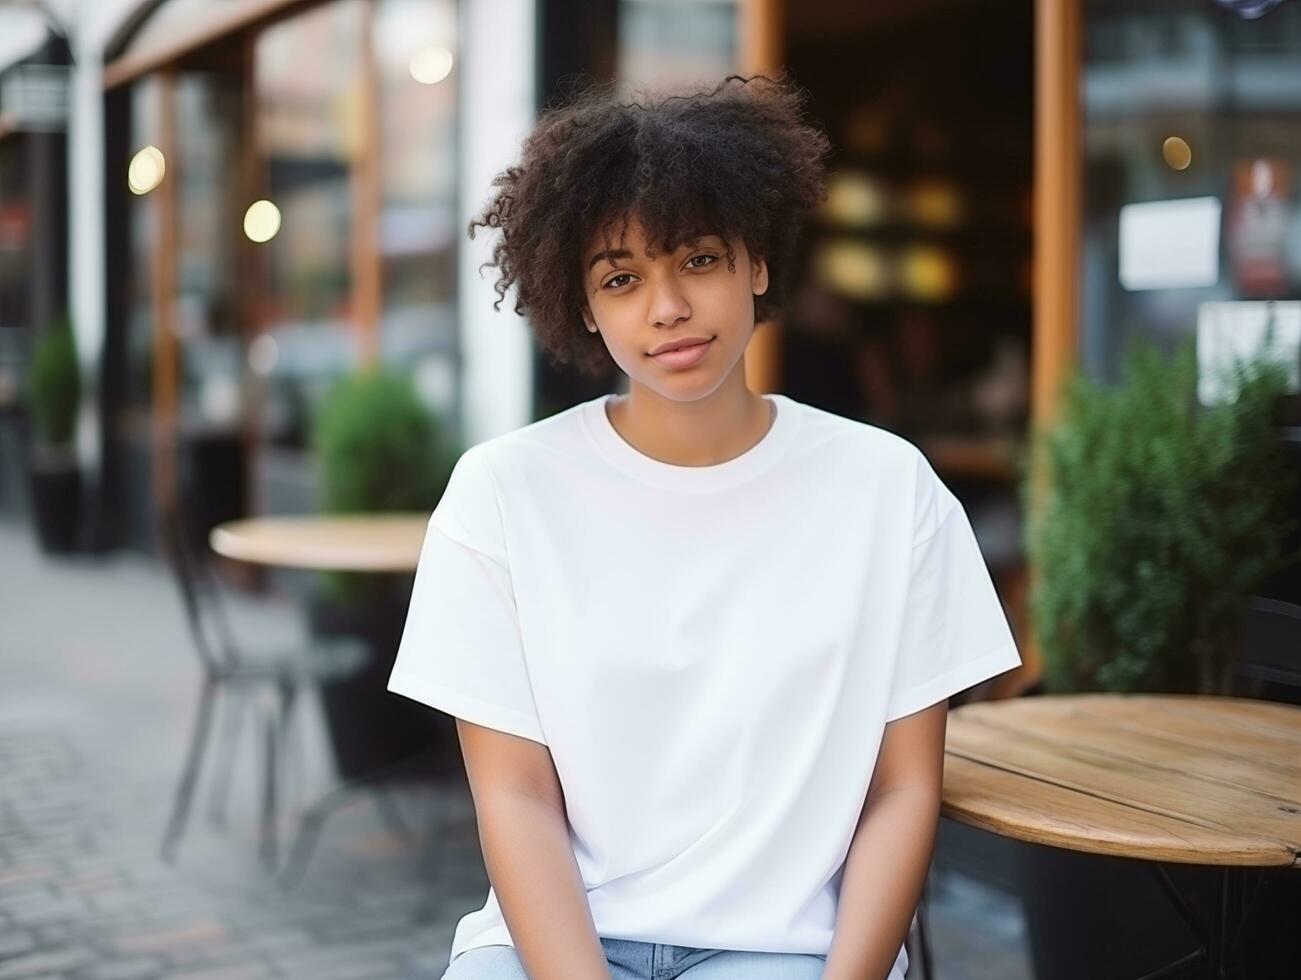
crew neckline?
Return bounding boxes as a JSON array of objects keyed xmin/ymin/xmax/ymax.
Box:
[{"xmin": 581, "ymin": 391, "xmax": 800, "ymax": 492}]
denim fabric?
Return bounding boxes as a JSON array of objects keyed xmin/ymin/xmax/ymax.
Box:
[{"xmin": 439, "ymin": 936, "xmax": 832, "ymax": 980}]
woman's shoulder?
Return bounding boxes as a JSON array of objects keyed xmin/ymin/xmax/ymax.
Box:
[
  {"xmin": 779, "ymin": 396, "xmax": 953, "ymax": 539},
  {"xmin": 781, "ymin": 395, "xmax": 925, "ymax": 476}
]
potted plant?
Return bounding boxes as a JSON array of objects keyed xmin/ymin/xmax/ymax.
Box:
[
  {"xmin": 26, "ymin": 314, "xmax": 83, "ymax": 553},
  {"xmin": 308, "ymin": 366, "xmax": 461, "ymax": 780},
  {"xmin": 1014, "ymin": 334, "xmax": 1299, "ymax": 979}
]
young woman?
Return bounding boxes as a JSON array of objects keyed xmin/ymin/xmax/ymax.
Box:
[{"xmin": 388, "ymin": 73, "xmax": 1022, "ymax": 980}]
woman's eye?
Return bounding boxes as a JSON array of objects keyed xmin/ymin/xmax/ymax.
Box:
[{"xmin": 603, "ymin": 255, "xmax": 715, "ymax": 290}]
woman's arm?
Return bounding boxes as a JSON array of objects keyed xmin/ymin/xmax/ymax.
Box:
[
  {"xmin": 456, "ymin": 719, "xmax": 611, "ymax": 980},
  {"xmin": 822, "ymin": 701, "xmax": 948, "ymax": 980}
]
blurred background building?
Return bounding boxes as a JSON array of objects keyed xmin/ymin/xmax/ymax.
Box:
[{"xmin": 4, "ymin": 0, "xmax": 1301, "ymax": 688}]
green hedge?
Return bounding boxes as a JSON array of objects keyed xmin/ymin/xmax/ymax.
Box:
[
  {"xmin": 29, "ymin": 314, "xmax": 81, "ymax": 448},
  {"xmin": 1024, "ymin": 334, "xmax": 1299, "ymax": 695},
  {"xmin": 312, "ymin": 366, "xmax": 460, "ymax": 607}
]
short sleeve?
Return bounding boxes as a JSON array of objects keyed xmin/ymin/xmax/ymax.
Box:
[
  {"xmin": 885, "ymin": 456, "xmax": 1023, "ymax": 723},
  {"xmin": 386, "ymin": 447, "xmax": 548, "ymax": 745}
]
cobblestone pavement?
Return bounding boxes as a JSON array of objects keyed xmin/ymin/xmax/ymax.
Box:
[
  {"xmin": 0, "ymin": 518, "xmax": 490, "ymax": 979},
  {"xmin": 0, "ymin": 518, "xmax": 1031, "ymax": 980}
]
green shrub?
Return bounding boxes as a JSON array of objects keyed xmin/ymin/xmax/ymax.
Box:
[
  {"xmin": 1024, "ymin": 334, "xmax": 1300, "ymax": 695},
  {"xmin": 29, "ymin": 314, "xmax": 81, "ymax": 448},
  {"xmin": 312, "ymin": 366, "xmax": 460, "ymax": 607}
]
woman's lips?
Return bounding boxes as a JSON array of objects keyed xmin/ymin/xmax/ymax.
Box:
[{"xmin": 650, "ymin": 337, "xmax": 713, "ymax": 369}]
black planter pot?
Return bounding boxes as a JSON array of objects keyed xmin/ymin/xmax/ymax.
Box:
[
  {"xmin": 177, "ymin": 428, "xmax": 246, "ymax": 550},
  {"xmin": 1015, "ymin": 842, "xmax": 1202, "ymax": 979},
  {"xmin": 28, "ymin": 445, "xmax": 82, "ymax": 553},
  {"xmin": 1015, "ymin": 842, "xmax": 1298, "ymax": 979},
  {"xmin": 938, "ymin": 811, "xmax": 1297, "ymax": 978},
  {"xmin": 307, "ymin": 587, "xmax": 460, "ymax": 783},
  {"xmin": 0, "ymin": 410, "xmax": 30, "ymax": 517}
]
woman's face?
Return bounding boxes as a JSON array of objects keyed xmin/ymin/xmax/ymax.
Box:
[{"xmin": 580, "ymin": 216, "xmax": 768, "ymax": 398}]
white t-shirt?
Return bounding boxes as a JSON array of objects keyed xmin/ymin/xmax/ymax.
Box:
[{"xmin": 387, "ymin": 391, "xmax": 1022, "ymax": 978}]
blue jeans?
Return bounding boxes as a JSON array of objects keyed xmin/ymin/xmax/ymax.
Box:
[{"xmin": 440, "ymin": 936, "xmax": 829, "ymax": 979}]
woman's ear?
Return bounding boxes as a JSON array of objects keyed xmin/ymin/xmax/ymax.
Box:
[
  {"xmin": 752, "ymin": 257, "xmax": 769, "ymax": 297},
  {"xmin": 581, "ymin": 306, "xmax": 598, "ymax": 333}
]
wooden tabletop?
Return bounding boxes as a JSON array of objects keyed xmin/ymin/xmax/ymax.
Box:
[
  {"xmin": 943, "ymin": 693, "xmax": 1301, "ymax": 868},
  {"xmin": 209, "ymin": 514, "xmax": 430, "ymax": 572}
]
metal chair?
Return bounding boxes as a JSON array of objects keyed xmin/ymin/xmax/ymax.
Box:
[
  {"xmin": 275, "ymin": 740, "xmax": 448, "ymax": 891},
  {"xmin": 1236, "ymin": 595, "xmax": 1301, "ymax": 705},
  {"xmin": 156, "ymin": 501, "xmax": 372, "ymax": 872}
]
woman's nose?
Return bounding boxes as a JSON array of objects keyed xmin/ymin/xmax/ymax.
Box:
[{"xmin": 646, "ymin": 276, "xmax": 691, "ymax": 327}]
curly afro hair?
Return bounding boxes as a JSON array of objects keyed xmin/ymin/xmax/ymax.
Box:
[{"xmin": 466, "ymin": 71, "xmax": 832, "ymax": 378}]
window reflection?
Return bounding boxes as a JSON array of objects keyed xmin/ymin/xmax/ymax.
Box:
[
  {"xmin": 375, "ymin": 0, "xmax": 459, "ymax": 419},
  {"xmin": 122, "ymin": 75, "xmax": 163, "ymax": 546},
  {"xmin": 254, "ymin": 1, "xmax": 364, "ymax": 451},
  {"xmin": 175, "ymin": 70, "xmax": 245, "ymax": 441},
  {"xmin": 1082, "ymin": 0, "xmax": 1301, "ymax": 381},
  {"xmin": 617, "ymin": 0, "xmax": 737, "ymax": 95}
]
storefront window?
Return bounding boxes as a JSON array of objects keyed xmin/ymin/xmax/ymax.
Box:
[
  {"xmin": 375, "ymin": 0, "xmax": 459, "ymax": 421},
  {"xmin": 0, "ymin": 142, "xmax": 32, "ymax": 330},
  {"xmin": 253, "ymin": 1, "xmax": 365, "ymax": 452},
  {"xmin": 125, "ymin": 76, "xmax": 162, "ymax": 420},
  {"xmin": 1081, "ymin": 0, "xmax": 1301, "ymax": 384},
  {"xmin": 617, "ymin": 0, "xmax": 737, "ymax": 93},
  {"xmin": 108, "ymin": 0, "xmax": 464, "ymax": 532},
  {"xmin": 120, "ymin": 74, "xmax": 164, "ymax": 543},
  {"xmin": 174, "ymin": 69, "xmax": 245, "ymax": 443}
]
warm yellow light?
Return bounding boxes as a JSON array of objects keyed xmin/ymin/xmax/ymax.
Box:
[
  {"xmin": 822, "ymin": 171, "xmax": 888, "ymax": 228},
  {"xmin": 812, "ymin": 240, "xmax": 890, "ymax": 301},
  {"xmin": 898, "ymin": 245, "xmax": 958, "ymax": 300},
  {"xmin": 1163, "ymin": 136, "xmax": 1192, "ymax": 171},
  {"xmin": 243, "ymin": 200, "xmax": 281, "ymax": 243},
  {"xmin": 409, "ymin": 46, "xmax": 454, "ymax": 85},
  {"xmin": 128, "ymin": 145, "xmax": 166, "ymax": 195},
  {"xmin": 909, "ymin": 179, "xmax": 963, "ymax": 228}
]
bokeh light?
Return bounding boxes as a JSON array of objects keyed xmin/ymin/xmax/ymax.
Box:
[
  {"xmin": 127, "ymin": 145, "xmax": 166, "ymax": 195},
  {"xmin": 409, "ymin": 45, "xmax": 454, "ymax": 85},
  {"xmin": 1163, "ymin": 136, "xmax": 1192, "ymax": 170},
  {"xmin": 243, "ymin": 200, "xmax": 281, "ymax": 243}
]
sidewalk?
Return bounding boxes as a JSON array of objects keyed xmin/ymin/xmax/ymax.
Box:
[
  {"xmin": 0, "ymin": 517, "xmax": 1032, "ymax": 980},
  {"xmin": 0, "ymin": 518, "xmax": 484, "ymax": 979}
]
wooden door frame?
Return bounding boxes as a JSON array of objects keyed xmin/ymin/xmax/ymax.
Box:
[
  {"xmin": 739, "ymin": 0, "xmax": 784, "ymax": 396},
  {"xmin": 1033, "ymin": 0, "xmax": 1081, "ymax": 443}
]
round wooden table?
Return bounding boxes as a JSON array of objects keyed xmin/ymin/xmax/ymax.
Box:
[
  {"xmin": 943, "ymin": 693, "xmax": 1301, "ymax": 979},
  {"xmin": 209, "ymin": 514, "xmax": 429, "ymax": 571}
]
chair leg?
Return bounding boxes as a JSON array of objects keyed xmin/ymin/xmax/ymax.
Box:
[
  {"xmin": 374, "ymin": 785, "xmax": 414, "ymax": 841},
  {"xmin": 160, "ymin": 679, "xmax": 218, "ymax": 864},
  {"xmin": 259, "ymin": 680, "xmax": 303, "ymax": 874},
  {"xmin": 259, "ymin": 690, "xmax": 281, "ymax": 872},
  {"xmin": 913, "ymin": 875, "xmax": 936, "ymax": 980},
  {"xmin": 276, "ymin": 781, "xmax": 357, "ymax": 891},
  {"xmin": 207, "ymin": 690, "xmax": 246, "ymax": 829},
  {"xmin": 416, "ymin": 785, "xmax": 451, "ymax": 879},
  {"xmin": 413, "ymin": 784, "xmax": 456, "ymax": 923},
  {"xmin": 275, "ymin": 682, "xmax": 301, "ymax": 816},
  {"xmin": 276, "ymin": 749, "xmax": 434, "ymax": 892}
]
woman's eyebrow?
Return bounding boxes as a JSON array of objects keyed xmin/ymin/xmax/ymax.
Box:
[
  {"xmin": 587, "ymin": 239, "xmax": 721, "ymax": 274},
  {"xmin": 587, "ymin": 248, "xmax": 633, "ymax": 273}
]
